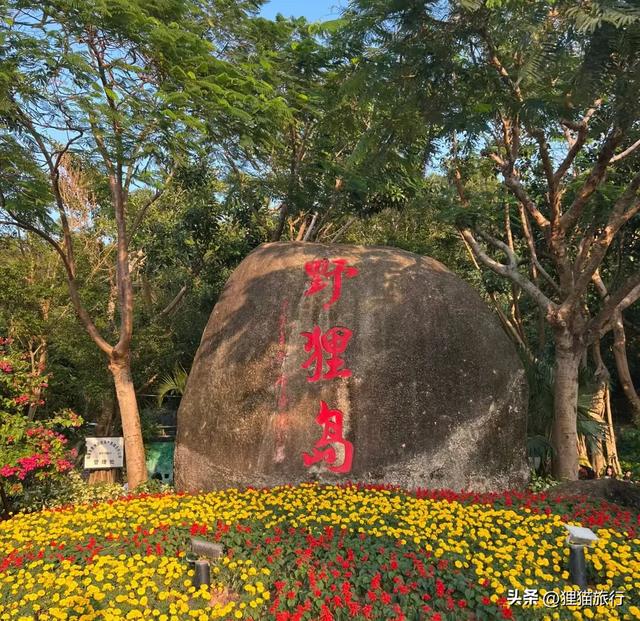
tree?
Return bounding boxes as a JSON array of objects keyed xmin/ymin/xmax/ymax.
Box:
[
  {"xmin": 222, "ymin": 15, "xmax": 429, "ymax": 244},
  {"xmin": 0, "ymin": 0, "xmax": 283, "ymax": 486},
  {"xmin": 342, "ymin": 0, "xmax": 640, "ymax": 479},
  {"xmin": 451, "ymin": 1, "xmax": 640, "ymax": 480}
]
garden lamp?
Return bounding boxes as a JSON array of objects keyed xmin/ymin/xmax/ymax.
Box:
[
  {"xmin": 188, "ymin": 537, "xmax": 223, "ymax": 588},
  {"xmin": 564, "ymin": 524, "xmax": 599, "ymax": 589}
]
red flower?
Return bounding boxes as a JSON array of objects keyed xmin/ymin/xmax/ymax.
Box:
[
  {"xmin": 435, "ymin": 578, "xmax": 445, "ymax": 597},
  {"xmin": 370, "ymin": 573, "xmax": 382, "ymax": 590},
  {"xmin": 189, "ymin": 523, "xmax": 207, "ymax": 536}
]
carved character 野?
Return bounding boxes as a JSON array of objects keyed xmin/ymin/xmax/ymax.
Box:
[{"xmin": 303, "ymin": 258, "xmax": 359, "ymax": 309}]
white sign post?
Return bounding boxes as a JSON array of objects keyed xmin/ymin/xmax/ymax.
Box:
[{"xmin": 84, "ymin": 437, "xmax": 124, "ymax": 469}]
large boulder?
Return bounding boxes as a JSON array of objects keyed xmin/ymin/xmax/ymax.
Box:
[
  {"xmin": 551, "ymin": 479, "xmax": 640, "ymax": 510},
  {"xmin": 175, "ymin": 242, "xmax": 528, "ymax": 492}
]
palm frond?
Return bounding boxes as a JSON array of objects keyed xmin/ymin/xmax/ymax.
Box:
[
  {"xmin": 527, "ymin": 434, "xmax": 554, "ymax": 460},
  {"xmin": 577, "ymin": 411, "xmax": 607, "ymax": 441},
  {"xmin": 566, "ymin": 1, "xmax": 640, "ymax": 33},
  {"xmin": 156, "ymin": 365, "xmax": 188, "ymax": 406}
]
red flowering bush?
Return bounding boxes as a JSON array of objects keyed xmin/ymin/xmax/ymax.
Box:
[{"xmin": 0, "ymin": 337, "xmax": 82, "ymax": 513}]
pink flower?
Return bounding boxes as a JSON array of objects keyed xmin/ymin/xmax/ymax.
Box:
[
  {"xmin": 0, "ymin": 361, "xmax": 13, "ymax": 373},
  {"xmin": 56, "ymin": 459, "xmax": 73, "ymax": 472},
  {"xmin": 0, "ymin": 465, "xmax": 19, "ymax": 478}
]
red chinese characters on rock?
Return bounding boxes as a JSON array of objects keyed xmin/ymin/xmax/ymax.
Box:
[
  {"xmin": 301, "ymin": 325, "xmax": 353, "ymax": 382},
  {"xmin": 299, "ymin": 257, "xmax": 359, "ymax": 474},
  {"xmin": 303, "ymin": 258, "xmax": 359, "ymax": 310},
  {"xmin": 302, "ymin": 401, "xmax": 354, "ymax": 473}
]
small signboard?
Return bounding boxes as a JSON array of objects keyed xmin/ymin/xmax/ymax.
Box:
[{"xmin": 84, "ymin": 437, "xmax": 124, "ymax": 469}]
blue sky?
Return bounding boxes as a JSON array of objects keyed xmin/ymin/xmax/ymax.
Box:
[{"xmin": 260, "ymin": 0, "xmax": 346, "ymax": 22}]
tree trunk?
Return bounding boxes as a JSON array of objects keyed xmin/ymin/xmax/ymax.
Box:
[
  {"xmin": 272, "ymin": 202, "xmax": 287, "ymax": 241},
  {"xmin": 0, "ymin": 481, "xmax": 11, "ymax": 519},
  {"xmin": 88, "ymin": 469, "xmax": 118, "ymax": 484},
  {"xmin": 603, "ymin": 385, "xmax": 621, "ymax": 475},
  {"xmin": 109, "ymin": 355, "xmax": 147, "ymax": 488},
  {"xmin": 590, "ymin": 339, "xmax": 622, "ymax": 476},
  {"xmin": 551, "ymin": 335, "xmax": 582, "ymax": 480},
  {"xmin": 27, "ymin": 337, "xmax": 48, "ymax": 420},
  {"xmin": 577, "ymin": 435, "xmax": 588, "ymax": 463},
  {"xmin": 612, "ymin": 310, "xmax": 640, "ymax": 425},
  {"xmin": 589, "ymin": 374, "xmax": 608, "ymax": 478}
]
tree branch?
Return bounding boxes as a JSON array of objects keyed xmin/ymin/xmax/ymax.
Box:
[
  {"xmin": 569, "ymin": 171, "xmax": 640, "ymax": 303},
  {"xmin": 502, "ymin": 169, "xmax": 550, "ymax": 230},
  {"xmin": 13, "ymin": 106, "xmax": 80, "ymax": 278},
  {"xmin": 559, "ymin": 127, "xmax": 624, "ymax": 233},
  {"xmin": 328, "ymin": 217, "xmax": 355, "ymax": 243},
  {"xmin": 0, "ymin": 215, "xmax": 112, "ymax": 355},
  {"xmin": 516, "ymin": 203, "xmax": 561, "ymax": 295},
  {"xmin": 123, "ymin": 122, "xmax": 158, "ymax": 196},
  {"xmin": 555, "ymin": 99, "xmax": 602, "ymax": 184},
  {"xmin": 481, "ymin": 31, "xmax": 523, "ymax": 103},
  {"xmin": 87, "ymin": 33, "xmax": 123, "ymax": 185},
  {"xmin": 460, "ymin": 227, "xmax": 556, "ymax": 316},
  {"xmin": 127, "ymin": 170, "xmax": 174, "ymax": 247},
  {"xmin": 531, "ymin": 128, "xmax": 560, "ymax": 227},
  {"xmin": 155, "ymin": 284, "xmax": 188, "ymax": 320},
  {"xmin": 610, "ymin": 136, "xmax": 640, "ymax": 164},
  {"xmin": 590, "ymin": 273, "xmax": 640, "ymax": 339}
]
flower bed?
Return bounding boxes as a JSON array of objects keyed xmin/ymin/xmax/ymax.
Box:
[{"xmin": 0, "ymin": 483, "xmax": 638, "ymax": 620}]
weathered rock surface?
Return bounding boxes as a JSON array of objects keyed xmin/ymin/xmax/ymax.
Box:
[
  {"xmin": 175, "ymin": 242, "xmax": 528, "ymax": 492},
  {"xmin": 552, "ymin": 479, "xmax": 640, "ymax": 510}
]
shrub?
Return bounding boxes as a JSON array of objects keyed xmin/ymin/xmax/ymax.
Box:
[
  {"xmin": 527, "ymin": 471, "xmax": 559, "ymax": 492},
  {"xmin": 617, "ymin": 426, "xmax": 640, "ymax": 480},
  {"xmin": 0, "ymin": 337, "xmax": 82, "ymax": 514},
  {"xmin": 13, "ymin": 470, "xmax": 173, "ymax": 513}
]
